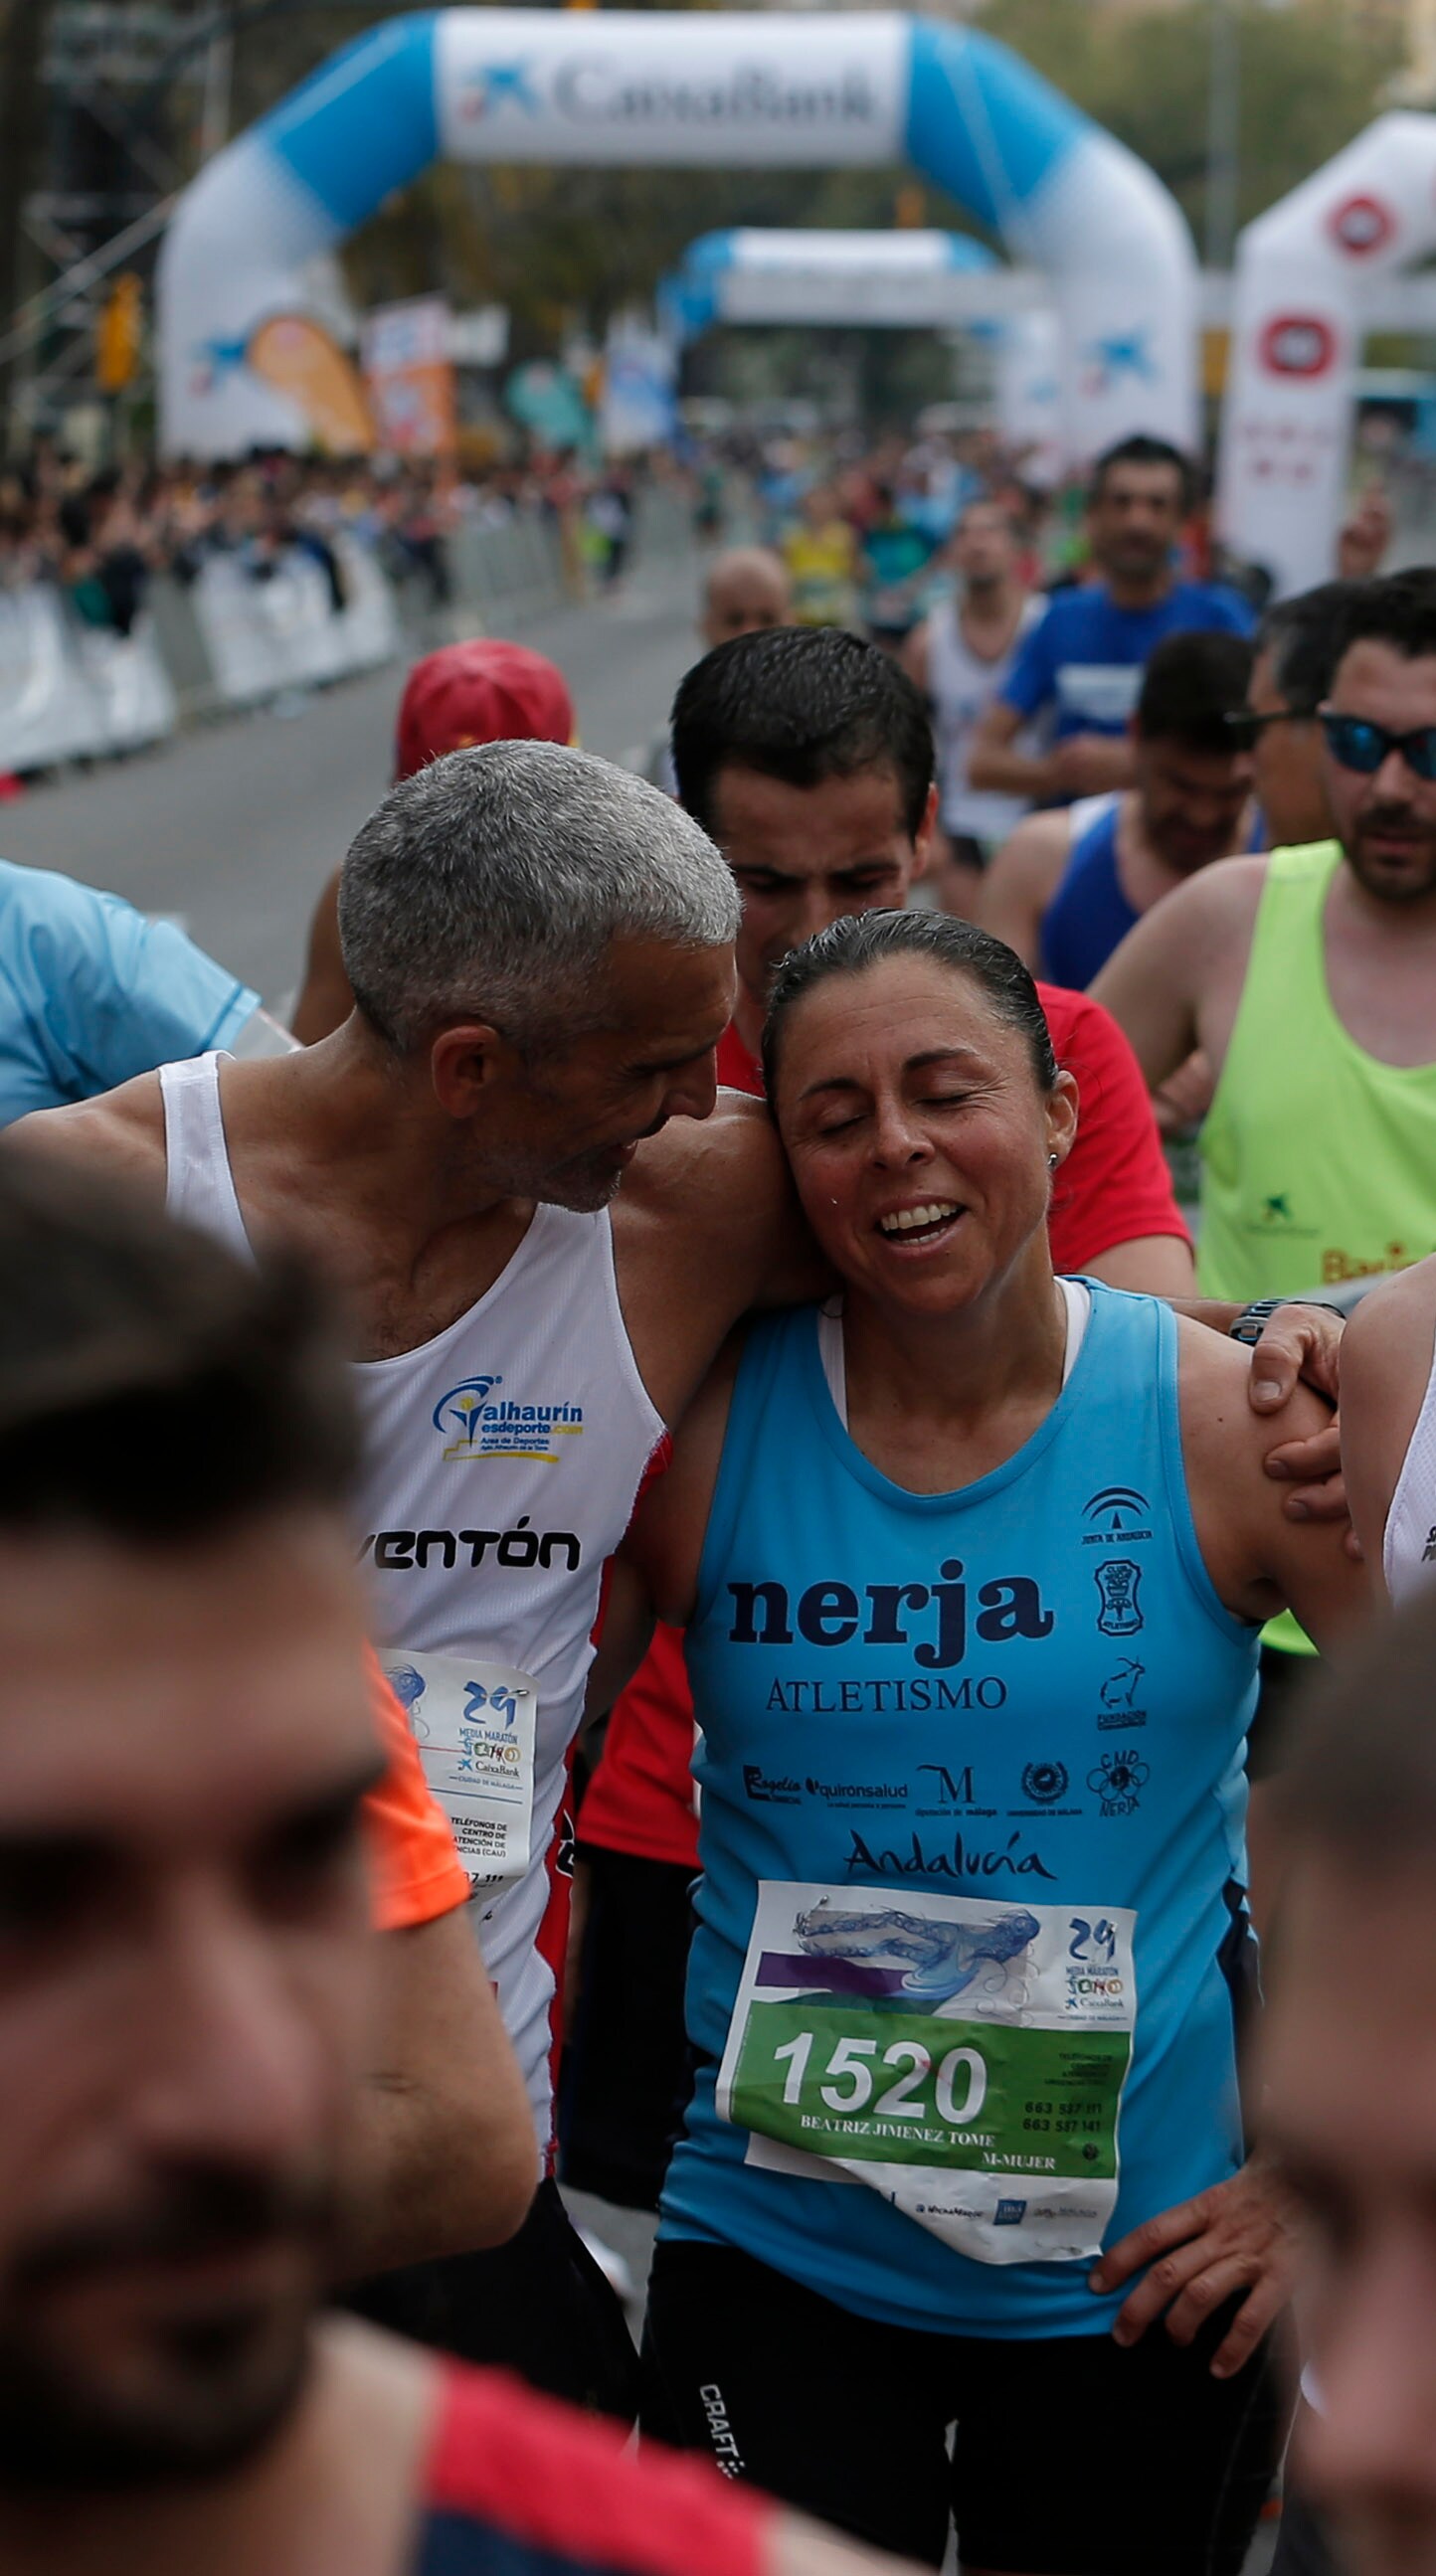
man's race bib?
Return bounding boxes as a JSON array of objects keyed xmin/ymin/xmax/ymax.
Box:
[
  {"xmin": 382, "ymin": 1651, "xmax": 537, "ymax": 1899},
  {"xmin": 716, "ymin": 1882, "xmax": 1137, "ymax": 2266}
]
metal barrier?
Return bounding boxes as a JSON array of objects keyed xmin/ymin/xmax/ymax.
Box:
[
  {"xmin": 187, "ymin": 537, "xmax": 400, "ymax": 710},
  {"xmin": 0, "ymin": 488, "xmax": 682, "ymax": 771},
  {"xmin": 0, "ymin": 585, "xmax": 176, "ymax": 773}
]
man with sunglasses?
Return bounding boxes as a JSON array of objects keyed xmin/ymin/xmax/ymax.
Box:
[
  {"xmin": 1094, "ymin": 568, "xmax": 1436, "ymax": 1785},
  {"xmin": 1095, "ymin": 569, "xmax": 1436, "ymax": 1300}
]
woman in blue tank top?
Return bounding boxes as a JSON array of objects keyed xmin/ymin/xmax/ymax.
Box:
[{"xmin": 625, "ymin": 913, "xmax": 1366, "ymax": 2576}]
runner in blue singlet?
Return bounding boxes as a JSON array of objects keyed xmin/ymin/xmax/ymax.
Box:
[
  {"xmin": 982, "ymin": 630, "xmax": 1258, "ymax": 991},
  {"xmin": 622, "ymin": 911, "xmax": 1366, "ymax": 2576}
]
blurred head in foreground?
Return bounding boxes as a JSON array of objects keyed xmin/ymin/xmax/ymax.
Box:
[
  {"xmin": 1265, "ymin": 1588, "xmax": 1436, "ymax": 2576},
  {"xmin": 0, "ymin": 1160, "xmax": 378, "ymax": 2490}
]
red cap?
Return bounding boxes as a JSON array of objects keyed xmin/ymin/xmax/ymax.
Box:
[{"xmin": 395, "ymin": 639, "xmax": 575, "ymax": 781}]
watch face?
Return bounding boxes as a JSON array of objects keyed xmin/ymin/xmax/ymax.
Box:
[{"xmin": 1230, "ymin": 1303, "xmax": 1277, "ymax": 1345}]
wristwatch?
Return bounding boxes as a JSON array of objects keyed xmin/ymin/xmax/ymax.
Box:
[{"xmin": 1227, "ymin": 1296, "xmax": 1346, "ymax": 1346}]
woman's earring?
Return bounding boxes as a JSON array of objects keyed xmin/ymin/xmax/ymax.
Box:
[{"xmin": 1048, "ymin": 1153, "xmax": 1059, "ymax": 1169}]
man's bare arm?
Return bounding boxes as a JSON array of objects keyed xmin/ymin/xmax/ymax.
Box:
[
  {"xmin": 616, "ymin": 1097, "xmax": 827, "ymax": 1427},
  {"xmin": 1092, "ymin": 856, "xmax": 1265, "ymax": 1092},
  {"xmin": 1089, "ymin": 887, "xmax": 1208, "ymax": 1089},
  {"xmin": 1089, "ymin": 1236, "xmax": 1196, "ymax": 1296},
  {"xmin": 4, "ymin": 1079, "xmax": 169, "ymax": 1192},
  {"xmin": 1339, "ymin": 1259, "xmax": 1436, "ymax": 1586},
  {"xmin": 1177, "ymin": 1321, "xmax": 1369, "ymax": 1647},
  {"xmin": 978, "ymin": 811, "xmax": 1071, "ymax": 966},
  {"xmin": 292, "ymin": 868, "xmax": 354, "ymax": 1046},
  {"xmin": 342, "ymin": 1901, "xmax": 536, "ymax": 2277},
  {"xmin": 967, "ymin": 699, "xmax": 1056, "ymax": 798},
  {"xmin": 969, "ymin": 702, "xmax": 1136, "ymax": 801}
]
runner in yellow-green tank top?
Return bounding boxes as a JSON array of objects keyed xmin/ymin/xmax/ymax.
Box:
[
  {"xmin": 1198, "ymin": 838, "xmax": 1436, "ymax": 1662},
  {"xmin": 1092, "ymin": 574, "xmax": 1436, "ymax": 1706},
  {"xmin": 1197, "ymin": 841, "xmax": 1436, "ymax": 1306}
]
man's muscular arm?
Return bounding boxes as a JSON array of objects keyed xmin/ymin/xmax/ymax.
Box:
[
  {"xmin": 1091, "ymin": 855, "xmax": 1264, "ymax": 1092},
  {"xmin": 344, "ymin": 1903, "xmax": 536, "ymax": 2274},
  {"xmin": 4, "ymin": 1077, "xmax": 169, "ymax": 1192},
  {"xmin": 978, "ymin": 812, "xmax": 1071, "ymax": 967},
  {"xmin": 615, "ymin": 1095, "xmax": 827, "ymax": 1427},
  {"xmin": 1339, "ymin": 1258, "xmax": 1436, "ymax": 1585},
  {"xmin": 1177, "ymin": 1320, "xmax": 1368, "ymax": 1645}
]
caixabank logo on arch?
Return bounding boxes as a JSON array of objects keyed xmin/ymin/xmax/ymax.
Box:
[
  {"xmin": 441, "ymin": 15, "xmax": 906, "ymax": 163},
  {"xmin": 433, "ymin": 1374, "xmax": 586, "ymax": 1465}
]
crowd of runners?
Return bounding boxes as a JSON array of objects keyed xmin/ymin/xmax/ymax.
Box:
[{"xmin": 0, "ymin": 424, "xmax": 1433, "ymax": 2576}]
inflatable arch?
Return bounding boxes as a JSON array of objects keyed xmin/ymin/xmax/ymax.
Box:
[
  {"xmin": 660, "ymin": 227, "xmax": 1001, "ymax": 341},
  {"xmin": 1218, "ymin": 111, "xmax": 1436, "ymax": 597},
  {"xmin": 659, "ymin": 226, "xmax": 1062, "ymax": 486},
  {"xmin": 157, "ymin": 10, "xmax": 1196, "ymax": 463}
]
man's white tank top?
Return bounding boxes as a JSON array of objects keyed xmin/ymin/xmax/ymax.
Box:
[
  {"xmin": 927, "ymin": 592, "xmax": 1043, "ymax": 844},
  {"xmin": 160, "ymin": 1053, "xmax": 664, "ymax": 2144},
  {"xmin": 1383, "ymin": 1304, "xmax": 1436, "ymax": 1605}
]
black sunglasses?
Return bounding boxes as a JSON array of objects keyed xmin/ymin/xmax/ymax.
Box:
[
  {"xmin": 1320, "ymin": 710, "xmax": 1436, "ymax": 782},
  {"xmin": 1221, "ymin": 708, "xmax": 1307, "ymax": 751}
]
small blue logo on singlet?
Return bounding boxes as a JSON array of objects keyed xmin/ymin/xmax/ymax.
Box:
[{"xmin": 433, "ymin": 1375, "xmax": 586, "ymax": 1465}]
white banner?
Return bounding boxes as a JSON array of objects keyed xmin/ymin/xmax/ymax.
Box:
[{"xmin": 437, "ymin": 9, "xmax": 907, "ymax": 167}]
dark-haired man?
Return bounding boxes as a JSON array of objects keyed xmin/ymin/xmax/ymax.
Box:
[
  {"xmin": 981, "ymin": 628, "xmax": 1256, "ymax": 986},
  {"xmin": 969, "ymin": 435, "xmax": 1254, "ymax": 806},
  {"xmin": 0, "ymin": 1156, "xmax": 894, "ymax": 2576}
]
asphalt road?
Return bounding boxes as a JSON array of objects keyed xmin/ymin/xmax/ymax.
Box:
[{"xmin": 0, "ymin": 541, "xmax": 703, "ymax": 1014}]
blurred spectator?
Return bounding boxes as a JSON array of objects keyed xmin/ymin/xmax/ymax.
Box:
[
  {"xmin": 903, "ymin": 497, "xmax": 1041, "ymax": 915},
  {"xmin": 969, "ymin": 436, "xmax": 1255, "ymax": 806},
  {"xmin": 780, "ymin": 484, "xmax": 859, "ymax": 629}
]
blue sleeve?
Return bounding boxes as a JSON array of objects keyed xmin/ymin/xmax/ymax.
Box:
[
  {"xmin": 0, "ymin": 862, "xmax": 259, "ymax": 1126},
  {"xmin": 1206, "ymin": 586, "xmax": 1257, "ymax": 639},
  {"xmin": 999, "ymin": 602, "xmax": 1057, "ymax": 719}
]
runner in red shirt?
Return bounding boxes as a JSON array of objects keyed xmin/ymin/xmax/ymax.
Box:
[{"xmin": 563, "ymin": 627, "xmax": 1195, "ymax": 2209}]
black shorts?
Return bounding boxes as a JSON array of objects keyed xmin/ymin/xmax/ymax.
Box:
[
  {"xmin": 640, "ymin": 2238, "xmax": 1288, "ymax": 2574},
  {"xmin": 559, "ymin": 1844, "xmax": 697, "ymax": 2212}
]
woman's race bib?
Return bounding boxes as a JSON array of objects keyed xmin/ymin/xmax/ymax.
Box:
[
  {"xmin": 381, "ymin": 1650, "xmax": 537, "ymax": 1898},
  {"xmin": 716, "ymin": 1882, "xmax": 1137, "ymax": 2266}
]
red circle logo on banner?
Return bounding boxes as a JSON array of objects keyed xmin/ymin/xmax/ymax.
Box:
[
  {"xmin": 1328, "ymin": 193, "xmax": 1395, "ymax": 256},
  {"xmin": 1259, "ymin": 313, "xmax": 1338, "ymax": 378}
]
